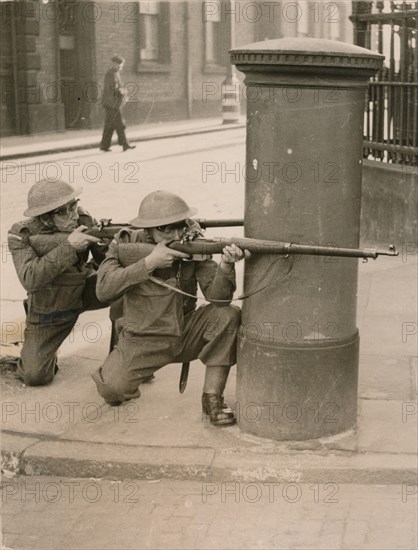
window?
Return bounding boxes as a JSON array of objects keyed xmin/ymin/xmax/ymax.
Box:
[
  {"xmin": 204, "ymin": 0, "xmax": 227, "ymax": 70},
  {"xmin": 137, "ymin": 2, "xmax": 170, "ymax": 69},
  {"xmin": 139, "ymin": 1, "xmax": 159, "ymax": 61}
]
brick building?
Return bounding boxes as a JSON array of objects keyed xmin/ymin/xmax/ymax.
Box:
[{"xmin": 0, "ymin": 0, "xmax": 352, "ymax": 136}]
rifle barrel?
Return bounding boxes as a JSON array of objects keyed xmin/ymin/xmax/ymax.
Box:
[
  {"xmin": 85, "ymin": 219, "xmax": 244, "ymax": 238},
  {"xmin": 193, "ymin": 218, "xmax": 244, "ymax": 229},
  {"xmin": 167, "ymin": 238, "xmax": 399, "ymax": 259}
]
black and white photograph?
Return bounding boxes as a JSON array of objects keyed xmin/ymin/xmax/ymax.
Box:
[{"xmin": 0, "ymin": 1, "xmax": 417, "ymax": 549}]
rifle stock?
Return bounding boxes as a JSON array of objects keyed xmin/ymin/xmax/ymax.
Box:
[{"xmin": 28, "ymin": 224, "xmax": 129, "ymax": 256}]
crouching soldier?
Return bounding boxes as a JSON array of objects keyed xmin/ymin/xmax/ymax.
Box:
[
  {"xmin": 92, "ymin": 190, "xmax": 248, "ymax": 426},
  {"xmin": 8, "ymin": 179, "xmax": 109, "ymax": 386}
]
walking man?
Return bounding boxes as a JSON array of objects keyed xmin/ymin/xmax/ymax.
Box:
[
  {"xmin": 92, "ymin": 190, "xmax": 248, "ymax": 426},
  {"xmin": 100, "ymin": 54, "xmax": 135, "ymax": 152}
]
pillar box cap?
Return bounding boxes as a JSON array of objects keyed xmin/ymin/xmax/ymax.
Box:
[{"xmin": 231, "ymin": 37, "xmax": 384, "ymax": 78}]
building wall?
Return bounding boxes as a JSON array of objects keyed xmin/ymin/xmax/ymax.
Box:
[
  {"xmin": 7, "ymin": 0, "xmax": 353, "ymax": 134},
  {"xmin": 93, "ymin": 1, "xmax": 189, "ymax": 126},
  {"xmin": 0, "ymin": 2, "xmax": 16, "ymax": 136},
  {"xmin": 30, "ymin": 11, "xmax": 64, "ymax": 133}
]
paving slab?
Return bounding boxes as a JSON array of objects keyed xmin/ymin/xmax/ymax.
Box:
[
  {"xmin": 1, "ymin": 355, "xmax": 106, "ymax": 438},
  {"xmin": 357, "ymin": 399, "xmax": 418, "ymax": 455},
  {"xmin": 358, "ymin": 354, "xmax": 413, "ymax": 400},
  {"xmin": 359, "ymin": 312, "xmax": 417, "ymax": 356}
]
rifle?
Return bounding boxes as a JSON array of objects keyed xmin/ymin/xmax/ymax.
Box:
[
  {"xmin": 27, "ymin": 218, "xmax": 245, "ymax": 257},
  {"xmin": 26, "ymin": 218, "xmax": 398, "ymax": 262},
  {"xmin": 84, "ymin": 218, "xmax": 245, "ymax": 234},
  {"xmin": 117, "ymin": 237, "xmax": 398, "ymax": 266},
  {"xmin": 87, "ymin": 220, "xmax": 398, "ymax": 261}
]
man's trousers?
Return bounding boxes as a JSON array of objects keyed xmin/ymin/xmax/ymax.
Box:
[
  {"xmin": 92, "ymin": 304, "xmax": 241, "ymax": 405},
  {"xmin": 100, "ymin": 107, "xmax": 128, "ymax": 149},
  {"xmin": 17, "ymin": 275, "xmax": 108, "ymax": 386}
]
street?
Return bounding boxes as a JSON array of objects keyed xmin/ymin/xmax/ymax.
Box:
[
  {"xmin": 1, "ymin": 130, "xmax": 417, "ymax": 550},
  {"xmin": 2, "ymin": 476, "xmax": 417, "ymax": 550},
  {"xmin": 1, "ymin": 129, "xmax": 246, "ymax": 305}
]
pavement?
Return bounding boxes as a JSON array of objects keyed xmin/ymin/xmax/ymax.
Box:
[
  {"xmin": 2, "ymin": 478, "xmax": 417, "ymax": 550},
  {"xmin": 0, "ymin": 117, "xmax": 417, "ymax": 488},
  {"xmin": 0, "ymin": 116, "xmax": 246, "ymax": 161}
]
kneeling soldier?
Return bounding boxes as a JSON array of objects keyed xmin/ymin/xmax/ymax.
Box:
[
  {"xmin": 92, "ymin": 190, "xmax": 247, "ymax": 426},
  {"xmin": 8, "ymin": 179, "xmax": 108, "ymax": 386}
]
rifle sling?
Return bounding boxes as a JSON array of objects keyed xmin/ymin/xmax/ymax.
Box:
[{"xmin": 149, "ymin": 257, "xmax": 293, "ymax": 302}]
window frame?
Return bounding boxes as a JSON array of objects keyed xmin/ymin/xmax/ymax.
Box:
[{"xmin": 136, "ymin": 1, "xmax": 171, "ymax": 74}]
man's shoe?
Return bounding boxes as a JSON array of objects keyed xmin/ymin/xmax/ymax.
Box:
[
  {"xmin": 202, "ymin": 393, "xmax": 236, "ymax": 426},
  {"xmin": 100, "ymin": 147, "xmax": 111, "ymax": 152},
  {"xmin": 122, "ymin": 144, "xmax": 136, "ymax": 151}
]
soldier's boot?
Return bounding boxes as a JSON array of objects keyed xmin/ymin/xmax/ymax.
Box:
[
  {"xmin": 201, "ymin": 365, "xmax": 235, "ymax": 426},
  {"xmin": 202, "ymin": 393, "xmax": 236, "ymax": 426}
]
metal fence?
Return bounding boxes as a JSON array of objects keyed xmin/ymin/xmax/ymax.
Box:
[{"xmin": 350, "ymin": 1, "xmax": 418, "ymax": 165}]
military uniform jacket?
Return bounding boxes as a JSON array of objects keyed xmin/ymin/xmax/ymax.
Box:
[
  {"xmin": 96, "ymin": 229, "xmax": 237, "ymax": 337},
  {"xmin": 8, "ymin": 208, "xmax": 102, "ymax": 315}
]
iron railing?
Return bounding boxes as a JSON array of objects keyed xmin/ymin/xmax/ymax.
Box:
[{"xmin": 351, "ymin": 1, "xmax": 418, "ymax": 164}]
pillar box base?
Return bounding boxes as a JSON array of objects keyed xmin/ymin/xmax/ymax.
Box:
[{"xmin": 236, "ymin": 331, "xmax": 359, "ymax": 440}]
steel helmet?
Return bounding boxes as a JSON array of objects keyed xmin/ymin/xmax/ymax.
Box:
[
  {"xmin": 130, "ymin": 190, "xmax": 197, "ymax": 228},
  {"xmin": 24, "ymin": 179, "xmax": 82, "ymax": 217}
]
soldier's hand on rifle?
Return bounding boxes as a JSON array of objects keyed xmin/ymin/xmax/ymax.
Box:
[
  {"xmin": 144, "ymin": 241, "xmax": 190, "ymax": 272},
  {"xmin": 220, "ymin": 244, "xmax": 251, "ymax": 270},
  {"xmin": 67, "ymin": 225, "xmax": 102, "ymax": 252}
]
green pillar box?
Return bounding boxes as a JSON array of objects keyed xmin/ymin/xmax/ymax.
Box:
[{"xmin": 231, "ymin": 38, "xmax": 383, "ymax": 440}]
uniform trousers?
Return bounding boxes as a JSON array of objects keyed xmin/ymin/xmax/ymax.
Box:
[
  {"xmin": 17, "ymin": 275, "xmax": 108, "ymax": 386},
  {"xmin": 92, "ymin": 304, "xmax": 241, "ymax": 405},
  {"xmin": 100, "ymin": 107, "xmax": 128, "ymax": 149}
]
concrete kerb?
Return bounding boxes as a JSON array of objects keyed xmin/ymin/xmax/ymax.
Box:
[
  {"xmin": 0, "ymin": 122, "xmax": 246, "ymax": 162},
  {"xmin": 2, "ymin": 431, "xmax": 417, "ymax": 485}
]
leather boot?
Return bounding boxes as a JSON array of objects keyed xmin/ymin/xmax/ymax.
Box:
[{"xmin": 202, "ymin": 393, "xmax": 236, "ymax": 426}]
